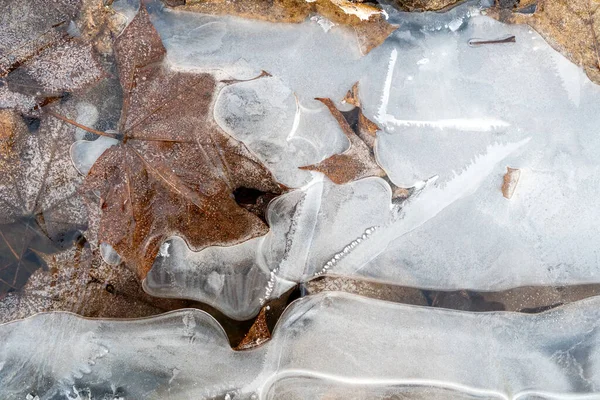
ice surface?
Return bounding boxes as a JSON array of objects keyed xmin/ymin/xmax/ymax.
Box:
[
  {"xmin": 214, "ymin": 77, "xmax": 348, "ymax": 187},
  {"xmin": 144, "ymin": 237, "xmax": 273, "ymax": 320},
  {"xmin": 70, "ymin": 137, "xmax": 119, "ymax": 176},
  {"xmin": 3, "ymin": 292, "xmax": 600, "ymax": 399},
  {"xmin": 75, "ymin": 1, "xmax": 600, "ymax": 320}
]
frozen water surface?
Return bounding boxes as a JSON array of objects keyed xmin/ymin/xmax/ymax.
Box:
[
  {"xmin": 50, "ymin": 2, "xmax": 600, "ymax": 395},
  {"xmin": 84, "ymin": 0, "xmax": 598, "ymax": 319},
  {"xmin": 3, "ymin": 292, "xmax": 600, "ymax": 399}
]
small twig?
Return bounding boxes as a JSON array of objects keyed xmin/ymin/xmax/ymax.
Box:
[
  {"xmin": 468, "ymin": 35, "xmax": 516, "ymax": 46},
  {"xmin": 221, "ymin": 70, "xmax": 272, "ymax": 85}
]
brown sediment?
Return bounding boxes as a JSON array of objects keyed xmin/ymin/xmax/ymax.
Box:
[
  {"xmin": 305, "ymin": 275, "xmax": 600, "ymax": 313},
  {"xmin": 391, "ymin": 0, "xmax": 464, "ymax": 12}
]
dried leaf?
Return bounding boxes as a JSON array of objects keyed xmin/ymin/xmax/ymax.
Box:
[
  {"xmin": 489, "ymin": 0, "xmax": 600, "ymax": 84},
  {"xmin": 0, "ymin": 109, "xmax": 87, "ymax": 296},
  {"xmin": 82, "ymin": 6, "xmax": 283, "ymax": 278},
  {"xmin": 0, "ymin": 241, "xmax": 193, "ymax": 324},
  {"xmin": 173, "ymin": 0, "xmax": 397, "ymax": 54},
  {"xmin": 300, "ymin": 83, "xmax": 386, "ymax": 185},
  {"xmin": 0, "ymin": 0, "xmax": 79, "ymax": 77},
  {"xmin": 234, "ymin": 307, "xmax": 271, "ymax": 350}
]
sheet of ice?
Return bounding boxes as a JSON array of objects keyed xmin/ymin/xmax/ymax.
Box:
[
  {"xmin": 214, "ymin": 77, "xmax": 348, "ymax": 187},
  {"xmin": 110, "ymin": 1, "xmax": 600, "ymax": 318},
  {"xmin": 357, "ymin": 17, "xmax": 600, "ymax": 289},
  {"xmin": 144, "ymin": 237, "xmax": 276, "ymax": 320},
  {"xmin": 3, "ymin": 292, "xmax": 600, "ymax": 399}
]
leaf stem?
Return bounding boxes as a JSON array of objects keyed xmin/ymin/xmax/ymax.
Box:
[{"xmin": 46, "ymin": 110, "xmax": 121, "ymax": 139}]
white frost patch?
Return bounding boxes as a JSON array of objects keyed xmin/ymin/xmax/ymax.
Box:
[
  {"xmin": 310, "ymin": 15, "xmax": 335, "ymax": 33},
  {"xmin": 70, "ymin": 136, "xmax": 119, "ymax": 176},
  {"xmin": 381, "ymin": 116, "xmax": 510, "ymax": 132},
  {"xmin": 158, "ymin": 242, "xmax": 171, "ymax": 258},
  {"xmin": 448, "ymin": 17, "xmax": 464, "ymax": 31},
  {"xmin": 100, "ymin": 243, "xmax": 122, "ymax": 266},
  {"xmin": 551, "ymin": 51, "xmax": 584, "ymax": 107}
]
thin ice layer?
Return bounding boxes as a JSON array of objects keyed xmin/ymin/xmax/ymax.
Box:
[
  {"xmin": 141, "ymin": 0, "xmax": 600, "ymax": 320},
  {"xmin": 144, "ymin": 237, "xmax": 275, "ymax": 320},
  {"xmin": 3, "ymin": 292, "xmax": 600, "ymax": 399},
  {"xmin": 145, "ymin": 176, "xmax": 392, "ymax": 320},
  {"xmin": 214, "ymin": 77, "xmax": 348, "ymax": 187}
]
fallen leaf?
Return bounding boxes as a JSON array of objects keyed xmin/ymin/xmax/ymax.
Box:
[
  {"xmin": 74, "ymin": 5, "xmax": 283, "ymax": 278},
  {"xmin": 0, "ymin": 109, "xmax": 87, "ymax": 296},
  {"xmin": 300, "ymin": 83, "xmax": 386, "ymax": 185},
  {"xmin": 489, "ymin": 0, "xmax": 600, "ymax": 84},
  {"xmin": 171, "ymin": 0, "xmax": 397, "ymax": 55},
  {"xmin": 234, "ymin": 307, "xmax": 271, "ymax": 350},
  {"xmin": 0, "ymin": 0, "xmax": 79, "ymax": 77},
  {"xmin": 0, "ymin": 241, "xmax": 194, "ymax": 324},
  {"xmin": 1, "ymin": 0, "xmax": 118, "ymax": 114}
]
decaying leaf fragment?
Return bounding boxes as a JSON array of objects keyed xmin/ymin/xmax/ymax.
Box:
[
  {"xmin": 489, "ymin": 0, "xmax": 600, "ymax": 84},
  {"xmin": 502, "ymin": 166, "xmax": 521, "ymax": 199},
  {"xmin": 0, "ymin": 109, "xmax": 87, "ymax": 296},
  {"xmin": 81, "ymin": 5, "xmax": 283, "ymax": 278},
  {"xmin": 300, "ymin": 83, "xmax": 386, "ymax": 185},
  {"xmin": 235, "ymin": 307, "xmax": 271, "ymax": 350},
  {"xmin": 171, "ymin": 0, "xmax": 397, "ymax": 54}
]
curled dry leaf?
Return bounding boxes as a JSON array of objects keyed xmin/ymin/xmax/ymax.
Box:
[
  {"xmin": 0, "ymin": 109, "xmax": 87, "ymax": 296},
  {"xmin": 171, "ymin": 0, "xmax": 397, "ymax": 55},
  {"xmin": 82, "ymin": 5, "xmax": 283, "ymax": 279},
  {"xmin": 300, "ymin": 83, "xmax": 386, "ymax": 185},
  {"xmin": 489, "ymin": 0, "xmax": 600, "ymax": 84}
]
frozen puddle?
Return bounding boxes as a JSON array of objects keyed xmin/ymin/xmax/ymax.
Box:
[
  {"xmin": 3, "ymin": 292, "xmax": 600, "ymax": 399},
  {"xmin": 83, "ymin": 0, "xmax": 600, "ymax": 319}
]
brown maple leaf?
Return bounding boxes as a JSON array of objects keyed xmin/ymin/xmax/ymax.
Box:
[
  {"xmin": 490, "ymin": 0, "xmax": 600, "ymax": 84},
  {"xmin": 300, "ymin": 83, "xmax": 412, "ymax": 199},
  {"xmin": 0, "ymin": 109, "xmax": 87, "ymax": 296},
  {"xmin": 300, "ymin": 83, "xmax": 387, "ymax": 185},
  {"xmin": 64, "ymin": 5, "xmax": 284, "ymax": 278}
]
